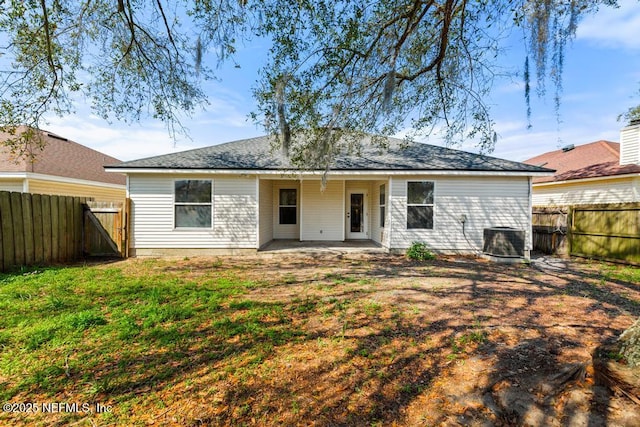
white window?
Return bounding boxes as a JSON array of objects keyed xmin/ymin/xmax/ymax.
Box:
[
  {"xmin": 174, "ymin": 180, "xmax": 212, "ymax": 228},
  {"xmin": 379, "ymin": 184, "xmax": 386, "ymax": 228},
  {"xmin": 279, "ymin": 189, "xmax": 297, "ymax": 225},
  {"xmin": 407, "ymin": 181, "xmax": 434, "ymax": 229}
]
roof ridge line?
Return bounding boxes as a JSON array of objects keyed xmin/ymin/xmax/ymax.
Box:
[{"xmin": 599, "ymin": 140, "xmax": 620, "ymax": 158}]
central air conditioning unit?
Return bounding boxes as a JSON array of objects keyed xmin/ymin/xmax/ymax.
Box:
[{"xmin": 483, "ymin": 227, "xmax": 525, "ymax": 259}]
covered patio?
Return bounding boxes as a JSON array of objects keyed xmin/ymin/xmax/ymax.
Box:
[
  {"xmin": 258, "ymin": 239, "xmax": 387, "ymax": 255},
  {"xmin": 257, "ymin": 177, "xmax": 388, "ymax": 248}
]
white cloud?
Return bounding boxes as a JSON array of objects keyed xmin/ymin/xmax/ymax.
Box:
[
  {"xmin": 576, "ymin": 0, "xmax": 640, "ymax": 50},
  {"xmin": 494, "ymin": 79, "xmax": 527, "ymax": 95},
  {"xmin": 495, "ymin": 119, "xmax": 529, "ymax": 135},
  {"xmin": 41, "ymin": 106, "xmax": 265, "ymax": 162},
  {"xmin": 491, "ymin": 119, "xmax": 622, "ymax": 162},
  {"xmin": 43, "ymin": 116, "xmax": 180, "ymax": 161},
  {"xmin": 41, "ymin": 80, "xmax": 263, "ymax": 161}
]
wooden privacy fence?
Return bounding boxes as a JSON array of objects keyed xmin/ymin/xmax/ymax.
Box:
[
  {"xmin": 0, "ymin": 191, "xmax": 128, "ymax": 272},
  {"xmin": 0, "ymin": 191, "xmax": 85, "ymax": 271},
  {"xmin": 570, "ymin": 203, "xmax": 640, "ymax": 265},
  {"xmin": 533, "ymin": 202, "xmax": 640, "ymax": 265}
]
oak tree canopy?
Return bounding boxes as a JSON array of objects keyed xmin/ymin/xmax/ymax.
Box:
[{"xmin": 0, "ymin": 0, "xmax": 628, "ymax": 162}]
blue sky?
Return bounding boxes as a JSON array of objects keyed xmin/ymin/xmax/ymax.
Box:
[{"xmin": 44, "ymin": 0, "xmax": 640, "ymax": 163}]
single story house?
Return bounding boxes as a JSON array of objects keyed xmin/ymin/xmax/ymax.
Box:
[
  {"xmin": 105, "ymin": 135, "xmax": 552, "ymax": 257},
  {"xmin": 0, "ymin": 127, "xmax": 126, "ymax": 202},
  {"xmin": 524, "ymin": 121, "xmax": 640, "ymax": 207}
]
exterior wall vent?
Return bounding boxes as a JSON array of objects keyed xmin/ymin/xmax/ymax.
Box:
[
  {"xmin": 47, "ymin": 132, "xmax": 69, "ymax": 142},
  {"xmin": 483, "ymin": 227, "xmax": 525, "ymax": 258}
]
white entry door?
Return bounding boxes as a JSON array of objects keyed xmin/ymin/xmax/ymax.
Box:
[{"xmin": 346, "ymin": 190, "xmax": 368, "ymax": 239}]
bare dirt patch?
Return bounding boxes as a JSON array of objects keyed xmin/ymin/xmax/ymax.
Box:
[
  {"xmin": 138, "ymin": 253, "xmax": 640, "ymax": 426},
  {"xmin": 3, "ymin": 253, "xmax": 639, "ymax": 426}
]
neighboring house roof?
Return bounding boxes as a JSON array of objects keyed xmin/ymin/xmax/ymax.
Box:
[
  {"xmin": 0, "ymin": 127, "xmax": 125, "ymax": 185},
  {"xmin": 524, "ymin": 140, "xmax": 640, "ymax": 184},
  {"xmin": 108, "ymin": 135, "xmax": 551, "ymax": 174}
]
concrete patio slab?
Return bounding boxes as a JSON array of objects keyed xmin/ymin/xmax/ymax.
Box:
[{"xmin": 259, "ymin": 240, "xmax": 387, "ymax": 255}]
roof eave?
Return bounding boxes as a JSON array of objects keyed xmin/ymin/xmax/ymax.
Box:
[
  {"xmin": 534, "ymin": 172, "xmax": 640, "ymax": 186},
  {"xmin": 105, "ymin": 167, "xmax": 552, "ymax": 176}
]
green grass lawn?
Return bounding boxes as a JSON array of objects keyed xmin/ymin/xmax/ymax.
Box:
[
  {"xmin": 0, "ymin": 256, "xmax": 638, "ymax": 426},
  {"xmin": 0, "ymin": 259, "xmax": 307, "ymax": 425}
]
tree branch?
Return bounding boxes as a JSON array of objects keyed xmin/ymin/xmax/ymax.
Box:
[
  {"xmin": 33, "ymin": 0, "xmax": 62, "ymax": 118},
  {"xmin": 392, "ymin": 0, "xmax": 432, "ymax": 64},
  {"xmin": 396, "ymin": 0, "xmax": 456, "ymax": 83},
  {"xmin": 39, "ymin": 0, "xmax": 57, "ymax": 75},
  {"xmin": 155, "ymin": 0, "xmax": 179, "ymax": 55}
]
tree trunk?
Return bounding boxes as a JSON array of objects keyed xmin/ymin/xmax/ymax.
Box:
[
  {"xmin": 619, "ymin": 317, "xmax": 640, "ymax": 368},
  {"xmin": 592, "ymin": 318, "xmax": 640, "ymax": 406}
]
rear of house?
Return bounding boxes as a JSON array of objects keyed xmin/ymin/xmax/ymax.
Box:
[{"xmin": 106, "ymin": 135, "xmax": 551, "ymax": 257}]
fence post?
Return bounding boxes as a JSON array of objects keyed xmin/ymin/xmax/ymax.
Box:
[
  {"xmin": 567, "ymin": 205, "xmax": 574, "ymax": 257},
  {"xmin": 32, "ymin": 194, "xmax": 44, "ymax": 264},
  {"xmin": 64, "ymin": 196, "xmax": 72, "ymax": 260},
  {"xmin": 0, "ymin": 192, "xmax": 12, "ymax": 271},
  {"xmin": 10, "ymin": 192, "xmax": 25, "ymax": 267},
  {"xmin": 42, "ymin": 195, "xmax": 52, "ymax": 263},
  {"xmin": 50, "ymin": 195, "xmax": 59, "ymax": 262},
  {"xmin": 125, "ymin": 198, "xmax": 131, "ymax": 258},
  {"xmin": 22, "ymin": 193, "xmax": 35, "ymax": 266}
]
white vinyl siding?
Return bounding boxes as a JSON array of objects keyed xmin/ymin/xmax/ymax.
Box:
[
  {"xmin": 129, "ymin": 174, "xmax": 257, "ymax": 249},
  {"xmin": 259, "ymin": 179, "xmax": 273, "ymax": 247},
  {"xmin": 389, "ymin": 176, "xmax": 531, "ymax": 252},
  {"xmin": 127, "ymin": 173, "xmax": 535, "ymax": 254},
  {"xmin": 532, "ymin": 177, "xmax": 640, "ymax": 206},
  {"xmin": 300, "ymin": 180, "xmax": 343, "ymax": 241}
]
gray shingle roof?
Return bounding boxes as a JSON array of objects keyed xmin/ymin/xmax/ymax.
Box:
[{"xmin": 108, "ymin": 135, "xmax": 552, "ymax": 174}]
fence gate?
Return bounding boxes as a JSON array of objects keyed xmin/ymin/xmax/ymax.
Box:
[
  {"xmin": 84, "ymin": 201, "xmax": 126, "ymax": 257},
  {"xmin": 532, "ymin": 207, "xmax": 568, "ymax": 255}
]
